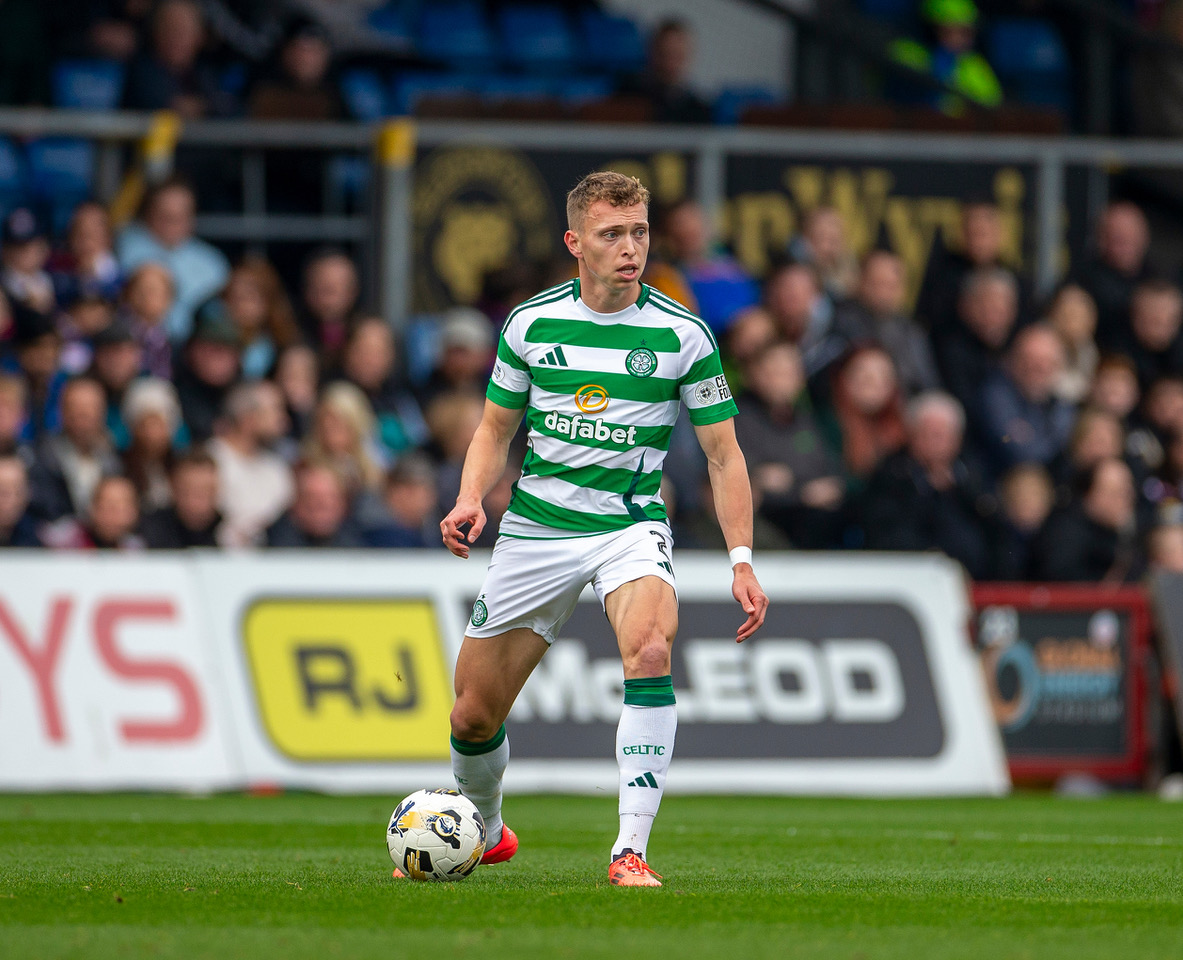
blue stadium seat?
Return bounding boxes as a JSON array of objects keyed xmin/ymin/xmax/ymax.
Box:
[
  {"xmin": 0, "ymin": 137, "xmax": 29, "ymax": 217},
  {"xmin": 366, "ymin": 3, "xmax": 412, "ymax": 45},
  {"xmin": 219, "ymin": 62, "xmax": 249, "ymax": 97},
  {"xmin": 497, "ymin": 5, "xmax": 576, "ymax": 73},
  {"xmin": 390, "ymin": 72, "xmax": 478, "ymax": 114},
  {"xmin": 326, "ymin": 156, "xmax": 370, "ymax": 210},
  {"xmin": 340, "ymin": 68, "xmax": 388, "ymax": 121},
  {"xmin": 714, "ymin": 86, "xmax": 782, "ymax": 125},
  {"xmin": 985, "ymin": 18, "xmax": 1070, "ymax": 110},
  {"xmin": 858, "ymin": 0, "xmax": 918, "ymax": 28},
  {"xmin": 417, "ymin": 2, "xmax": 496, "ymax": 67},
  {"xmin": 26, "ymin": 138, "xmax": 94, "ymax": 235},
  {"xmin": 479, "ymin": 74, "xmax": 554, "ymax": 103},
  {"xmin": 554, "ymin": 75, "xmax": 613, "ymax": 106},
  {"xmin": 578, "ymin": 11, "xmax": 645, "ymax": 75},
  {"xmin": 50, "ymin": 59, "xmax": 124, "ymax": 111}
]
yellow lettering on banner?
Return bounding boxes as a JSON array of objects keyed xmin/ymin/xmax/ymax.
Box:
[{"xmin": 243, "ymin": 599, "xmax": 452, "ymax": 761}]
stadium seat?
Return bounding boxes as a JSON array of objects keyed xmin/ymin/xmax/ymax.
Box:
[
  {"xmin": 578, "ymin": 11, "xmax": 645, "ymax": 75},
  {"xmin": 554, "ymin": 75, "xmax": 614, "ymax": 106},
  {"xmin": 714, "ymin": 86, "xmax": 782, "ymax": 125},
  {"xmin": 26, "ymin": 138, "xmax": 94, "ymax": 234},
  {"xmin": 391, "ymin": 72, "xmax": 478, "ymax": 115},
  {"xmin": 479, "ymin": 74, "xmax": 554, "ymax": 103},
  {"xmin": 340, "ymin": 68, "xmax": 389, "ymax": 121},
  {"xmin": 857, "ymin": 0, "xmax": 918, "ymax": 28},
  {"xmin": 417, "ymin": 2, "xmax": 496, "ymax": 68},
  {"xmin": 219, "ymin": 62, "xmax": 249, "ymax": 98},
  {"xmin": 985, "ymin": 18, "xmax": 1070, "ymax": 111},
  {"xmin": 366, "ymin": 3, "xmax": 413, "ymax": 46},
  {"xmin": 0, "ymin": 137, "xmax": 29, "ymax": 217},
  {"xmin": 497, "ymin": 5, "xmax": 576, "ymax": 73},
  {"xmin": 50, "ymin": 59, "xmax": 124, "ymax": 111},
  {"xmin": 326, "ymin": 156, "xmax": 370, "ymax": 211}
]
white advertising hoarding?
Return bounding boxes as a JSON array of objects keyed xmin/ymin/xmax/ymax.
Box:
[{"xmin": 0, "ymin": 552, "xmax": 1009, "ymax": 796}]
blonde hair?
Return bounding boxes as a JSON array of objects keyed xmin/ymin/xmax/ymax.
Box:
[
  {"xmin": 566, "ymin": 171, "xmax": 650, "ymax": 231},
  {"xmin": 303, "ymin": 381, "xmax": 382, "ymax": 490}
]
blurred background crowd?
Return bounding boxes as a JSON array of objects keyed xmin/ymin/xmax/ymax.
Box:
[
  {"xmin": 0, "ymin": 0, "xmax": 1182, "ymax": 587},
  {"xmin": 3, "ymin": 173, "xmax": 1183, "ymax": 584}
]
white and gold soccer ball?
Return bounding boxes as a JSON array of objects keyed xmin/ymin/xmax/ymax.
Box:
[{"xmin": 387, "ymin": 789, "xmax": 486, "ymax": 881}]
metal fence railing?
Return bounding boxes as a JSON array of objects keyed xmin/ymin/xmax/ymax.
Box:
[{"xmin": 7, "ymin": 107, "xmax": 1183, "ymax": 327}]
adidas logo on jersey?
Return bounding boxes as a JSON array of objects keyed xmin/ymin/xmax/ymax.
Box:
[
  {"xmin": 537, "ymin": 346, "xmax": 569, "ymax": 367},
  {"xmin": 626, "ymin": 773, "xmax": 659, "ymax": 788},
  {"xmin": 542, "ymin": 411, "xmax": 638, "ymax": 445}
]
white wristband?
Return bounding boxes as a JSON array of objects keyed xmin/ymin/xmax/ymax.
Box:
[{"xmin": 729, "ymin": 546, "xmax": 753, "ymax": 568}]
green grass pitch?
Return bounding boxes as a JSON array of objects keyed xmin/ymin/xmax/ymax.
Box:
[{"xmin": 1, "ymin": 793, "xmax": 1181, "ymax": 959}]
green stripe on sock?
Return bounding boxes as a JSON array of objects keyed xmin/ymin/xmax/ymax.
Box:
[
  {"xmin": 644, "ymin": 772, "xmax": 658, "ymax": 788},
  {"xmin": 623, "ymin": 675, "xmax": 675, "ymax": 707},
  {"xmin": 450, "ymin": 724, "xmax": 506, "ymax": 756}
]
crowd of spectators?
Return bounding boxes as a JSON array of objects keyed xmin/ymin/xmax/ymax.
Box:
[
  {"xmin": 2, "ymin": 171, "xmax": 1183, "ymax": 587},
  {"xmin": 644, "ymin": 194, "xmax": 1183, "ymax": 584}
]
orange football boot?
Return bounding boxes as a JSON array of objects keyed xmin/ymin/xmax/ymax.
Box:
[{"xmin": 608, "ymin": 851, "xmax": 662, "ymax": 887}]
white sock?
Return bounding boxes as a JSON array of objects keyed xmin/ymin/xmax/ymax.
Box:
[
  {"xmin": 450, "ymin": 725, "xmax": 509, "ymax": 846},
  {"xmin": 613, "ymin": 695, "xmax": 677, "ymax": 860}
]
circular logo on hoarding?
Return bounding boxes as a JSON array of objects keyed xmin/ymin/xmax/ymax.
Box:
[
  {"xmin": 625, "ymin": 347, "xmax": 657, "ymax": 378},
  {"xmin": 575, "ymin": 383, "xmax": 610, "ymax": 413},
  {"xmin": 470, "ymin": 599, "xmax": 488, "ymax": 627}
]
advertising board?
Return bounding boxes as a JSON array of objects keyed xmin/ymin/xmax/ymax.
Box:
[
  {"xmin": 0, "ymin": 553, "xmax": 1009, "ymax": 796},
  {"xmin": 973, "ymin": 584, "xmax": 1151, "ymax": 783}
]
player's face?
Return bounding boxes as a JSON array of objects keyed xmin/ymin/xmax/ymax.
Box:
[{"xmin": 565, "ymin": 201, "xmax": 649, "ymax": 299}]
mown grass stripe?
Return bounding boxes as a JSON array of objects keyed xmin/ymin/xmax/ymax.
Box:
[{"xmin": 524, "ymin": 317, "xmax": 682, "ymax": 353}]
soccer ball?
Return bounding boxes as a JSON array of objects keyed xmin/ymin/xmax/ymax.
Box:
[{"xmin": 387, "ymin": 788, "xmax": 486, "ymax": 881}]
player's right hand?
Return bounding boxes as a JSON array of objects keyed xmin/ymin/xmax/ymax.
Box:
[{"xmin": 441, "ymin": 498, "xmax": 486, "ymax": 558}]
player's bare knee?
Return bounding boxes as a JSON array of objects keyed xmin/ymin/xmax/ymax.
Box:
[
  {"xmin": 449, "ymin": 701, "xmax": 499, "ymax": 743},
  {"xmin": 628, "ymin": 633, "xmax": 672, "ymax": 677}
]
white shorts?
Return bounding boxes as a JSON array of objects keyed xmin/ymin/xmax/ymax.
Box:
[{"xmin": 466, "ymin": 521, "xmax": 677, "ymax": 643}]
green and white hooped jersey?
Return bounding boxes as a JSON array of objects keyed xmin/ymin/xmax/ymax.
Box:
[{"xmin": 487, "ymin": 279, "xmax": 738, "ymax": 538}]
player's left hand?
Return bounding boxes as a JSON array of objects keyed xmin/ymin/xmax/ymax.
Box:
[{"xmin": 732, "ymin": 566, "xmax": 768, "ymax": 643}]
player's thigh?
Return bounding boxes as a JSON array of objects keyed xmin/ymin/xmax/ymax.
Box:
[
  {"xmin": 452, "ymin": 627, "xmax": 549, "ymax": 730},
  {"xmin": 603, "ymin": 575, "xmax": 678, "ymax": 679}
]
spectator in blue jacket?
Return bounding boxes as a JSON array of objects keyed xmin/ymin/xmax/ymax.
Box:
[
  {"xmin": 975, "ymin": 323, "xmax": 1077, "ymax": 477},
  {"xmin": 117, "ymin": 177, "xmax": 229, "ymax": 343}
]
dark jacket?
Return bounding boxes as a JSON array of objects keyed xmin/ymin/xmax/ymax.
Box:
[
  {"xmin": 28, "ymin": 435, "xmax": 122, "ymax": 522},
  {"xmin": 265, "ymin": 512, "xmax": 366, "ymax": 548},
  {"xmin": 140, "ymin": 507, "xmax": 222, "ymax": 549},
  {"xmin": 974, "ymin": 371, "xmax": 1077, "ymax": 475},
  {"xmin": 1072, "ymin": 256, "xmax": 1152, "ymax": 352},
  {"xmin": 0, "ymin": 511, "xmax": 40, "ymax": 547},
  {"xmin": 932, "ymin": 322, "xmax": 1008, "ymax": 416},
  {"xmin": 174, "ymin": 360, "xmax": 237, "ymax": 445},
  {"xmin": 1029, "ymin": 506, "xmax": 1144, "ymax": 582},
  {"xmin": 917, "ymin": 251, "xmax": 1032, "ymax": 333},
  {"xmin": 859, "ymin": 451, "xmax": 995, "ymax": 579}
]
